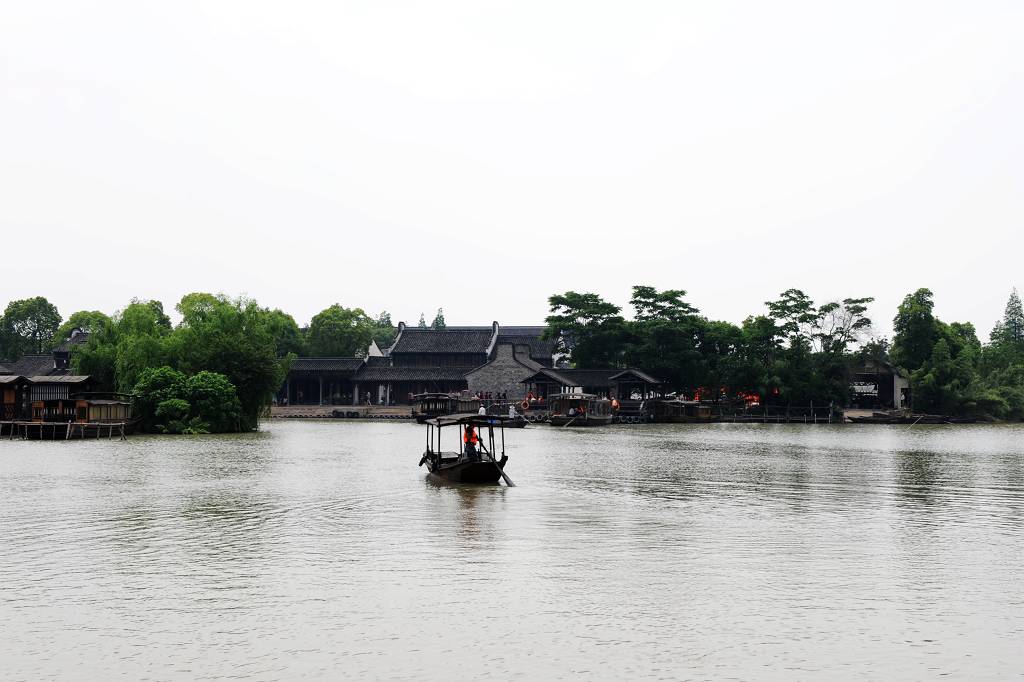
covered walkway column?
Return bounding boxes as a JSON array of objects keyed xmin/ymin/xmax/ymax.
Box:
[{"xmin": 352, "ymin": 382, "xmax": 360, "ymax": 405}]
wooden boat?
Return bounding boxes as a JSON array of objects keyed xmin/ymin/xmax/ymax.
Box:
[
  {"xmin": 847, "ymin": 412, "xmax": 965, "ymax": 424},
  {"xmin": 547, "ymin": 393, "xmax": 613, "ymax": 426},
  {"xmin": 411, "ymin": 393, "xmax": 481, "ymax": 424},
  {"xmin": 649, "ymin": 398, "xmax": 720, "ymax": 423},
  {"xmin": 419, "ymin": 414, "xmax": 515, "ymax": 485}
]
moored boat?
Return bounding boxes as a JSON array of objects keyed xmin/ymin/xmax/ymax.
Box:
[
  {"xmin": 419, "ymin": 414, "xmax": 515, "ymax": 485},
  {"xmin": 547, "ymin": 393, "xmax": 613, "ymax": 426},
  {"xmin": 411, "ymin": 392, "xmax": 481, "ymax": 424},
  {"xmin": 648, "ymin": 398, "xmax": 720, "ymax": 424}
]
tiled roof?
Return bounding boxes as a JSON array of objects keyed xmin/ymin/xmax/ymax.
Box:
[
  {"xmin": 0, "ymin": 374, "xmax": 23, "ymax": 384},
  {"xmin": 390, "ymin": 328, "xmax": 494, "ymax": 355},
  {"xmin": 289, "ymin": 357, "xmax": 364, "ymax": 373},
  {"xmin": 0, "ymin": 363, "xmax": 11, "ymax": 375},
  {"xmin": 610, "ymin": 369, "xmax": 662, "ymax": 384},
  {"xmin": 27, "ymin": 375, "xmax": 90, "ymax": 383},
  {"xmin": 355, "ymin": 367, "xmax": 469, "ymax": 382},
  {"xmin": 522, "ymin": 368, "xmax": 662, "ymax": 387},
  {"xmin": 54, "ymin": 331, "xmax": 91, "ymax": 353},
  {"xmin": 5, "ymin": 355, "xmax": 59, "ymax": 377},
  {"xmin": 498, "ymin": 334, "xmax": 556, "ymax": 362}
]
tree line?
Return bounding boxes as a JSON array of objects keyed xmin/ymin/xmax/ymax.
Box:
[
  {"xmin": 0, "ymin": 295, "xmax": 440, "ymax": 433},
  {"xmin": 542, "ymin": 286, "xmax": 1024, "ymax": 420},
  {"xmin": 4, "ymin": 287, "xmax": 1023, "ymax": 428}
]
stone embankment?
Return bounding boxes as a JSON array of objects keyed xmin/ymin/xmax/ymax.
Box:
[{"xmin": 271, "ymin": 405, "xmax": 413, "ymax": 420}]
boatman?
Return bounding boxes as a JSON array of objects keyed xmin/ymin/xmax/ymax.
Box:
[{"xmin": 464, "ymin": 425, "xmax": 479, "ymax": 460}]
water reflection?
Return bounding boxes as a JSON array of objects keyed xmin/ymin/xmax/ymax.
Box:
[
  {"xmin": 894, "ymin": 449, "xmax": 949, "ymax": 505},
  {"xmin": 1, "ymin": 421, "xmax": 1023, "ymax": 681}
]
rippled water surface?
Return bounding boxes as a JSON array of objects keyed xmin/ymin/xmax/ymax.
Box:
[{"xmin": 2, "ymin": 421, "xmax": 1023, "ymax": 680}]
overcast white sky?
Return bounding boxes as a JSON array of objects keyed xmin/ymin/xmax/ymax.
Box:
[{"xmin": 2, "ymin": 1, "xmax": 1022, "ymax": 338}]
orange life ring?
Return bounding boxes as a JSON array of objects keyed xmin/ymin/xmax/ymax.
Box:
[{"xmin": 520, "ymin": 400, "xmax": 530, "ymax": 410}]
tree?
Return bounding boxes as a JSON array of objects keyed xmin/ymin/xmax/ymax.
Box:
[
  {"xmin": 55, "ymin": 310, "xmax": 113, "ymax": 342},
  {"xmin": 372, "ymin": 311, "xmax": 397, "ymax": 349},
  {"xmin": 133, "ymin": 366, "xmax": 188, "ymax": 432},
  {"xmin": 134, "ymin": 365, "xmax": 242, "ymax": 434},
  {"xmin": 167, "ymin": 294, "xmax": 287, "ymax": 428},
  {"xmin": 306, "ymin": 304, "xmax": 375, "ymax": 357},
  {"xmin": 630, "ymin": 285, "xmax": 699, "ymax": 322},
  {"xmin": 1, "ymin": 296, "xmax": 62, "ymax": 359},
  {"xmin": 544, "ymin": 291, "xmax": 627, "ymax": 368},
  {"xmin": 623, "ymin": 286, "xmax": 705, "ymax": 394},
  {"xmin": 815, "ymin": 297, "xmax": 874, "ymax": 353},
  {"xmin": 417, "ymin": 313, "xmax": 427, "ymax": 328},
  {"xmin": 891, "ymin": 288, "xmax": 937, "ymax": 372},
  {"xmin": 186, "ymin": 371, "xmax": 242, "ymax": 432},
  {"xmin": 263, "ymin": 309, "xmax": 306, "ymax": 357},
  {"xmin": 432, "ymin": 308, "xmax": 446, "ymax": 329},
  {"xmin": 991, "ymin": 289, "xmax": 1024, "ymax": 347},
  {"xmin": 765, "ymin": 289, "xmax": 819, "ymax": 347}
]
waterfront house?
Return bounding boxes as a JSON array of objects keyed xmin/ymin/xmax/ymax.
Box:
[
  {"xmin": 522, "ymin": 368, "xmax": 663, "ymax": 401},
  {"xmin": 849, "ymin": 358, "xmax": 910, "ymax": 410},
  {"xmin": 277, "ymin": 322, "xmax": 557, "ymax": 406},
  {"xmin": 0, "ymin": 329, "xmax": 95, "ymax": 421},
  {"xmin": 1, "ymin": 374, "xmax": 27, "ymax": 420}
]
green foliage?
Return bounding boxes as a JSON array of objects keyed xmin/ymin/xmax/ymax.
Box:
[
  {"xmin": 307, "ymin": 304, "xmax": 375, "ymax": 357},
  {"xmin": 544, "ymin": 291, "xmax": 627, "ymax": 368},
  {"xmin": 185, "ymin": 371, "xmax": 242, "ymax": 432},
  {"xmin": 431, "ymin": 308, "xmax": 446, "ymax": 329},
  {"xmin": 134, "ymin": 366, "xmax": 240, "ymax": 434},
  {"xmin": 417, "ymin": 313, "xmax": 427, "ymax": 328},
  {"xmin": 55, "ymin": 310, "xmax": 113, "ymax": 342},
  {"xmin": 891, "ymin": 288, "xmax": 937, "ymax": 372},
  {"xmin": 889, "ymin": 287, "xmax": 1024, "ymax": 419},
  {"xmin": 0, "ymin": 296, "xmax": 62, "ymax": 360},
  {"xmin": 816, "ymin": 297, "xmax": 874, "ymax": 353},
  {"xmin": 765, "ymin": 289, "xmax": 818, "ymax": 346},
  {"xmin": 76, "ymin": 294, "xmax": 286, "ymax": 431},
  {"xmin": 263, "ymin": 309, "xmax": 306, "ymax": 357},
  {"xmin": 167, "ymin": 294, "xmax": 286, "ymax": 429},
  {"xmin": 546, "ymin": 286, "xmax": 869, "ymax": 407},
  {"xmin": 371, "ymin": 311, "xmax": 397, "ymax": 349},
  {"xmin": 73, "ymin": 300, "xmax": 172, "ymax": 393},
  {"xmin": 631, "ymin": 286, "xmax": 699, "ymax": 322},
  {"xmin": 134, "ymin": 366, "xmax": 188, "ymax": 432}
]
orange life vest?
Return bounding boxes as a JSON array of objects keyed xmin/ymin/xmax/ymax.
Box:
[{"xmin": 464, "ymin": 427, "xmax": 479, "ymax": 445}]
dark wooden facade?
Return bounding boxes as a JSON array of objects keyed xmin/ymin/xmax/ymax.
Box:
[
  {"xmin": 522, "ymin": 368, "xmax": 663, "ymax": 401},
  {"xmin": 278, "ymin": 322, "xmax": 557, "ymax": 406}
]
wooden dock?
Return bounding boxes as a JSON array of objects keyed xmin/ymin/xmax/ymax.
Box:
[{"xmin": 1, "ymin": 421, "xmax": 129, "ymax": 440}]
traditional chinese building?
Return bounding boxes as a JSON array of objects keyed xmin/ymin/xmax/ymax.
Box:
[
  {"xmin": 278, "ymin": 322, "xmax": 558, "ymax": 406},
  {"xmin": 0, "ymin": 330, "xmax": 94, "ymax": 420},
  {"xmin": 849, "ymin": 358, "xmax": 910, "ymax": 410},
  {"xmin": 521, "ymin": 368, "xmax": 663, "ymax": 401}
]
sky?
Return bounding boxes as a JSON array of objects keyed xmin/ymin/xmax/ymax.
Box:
[{"xmin": 2, "ymin": 1, "xmax": 1022, "ymax": 339}]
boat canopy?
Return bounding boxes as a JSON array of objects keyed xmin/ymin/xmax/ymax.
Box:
[{"xmin": 425, "ymin": 413, "xmax": 513, "ymax": 428}]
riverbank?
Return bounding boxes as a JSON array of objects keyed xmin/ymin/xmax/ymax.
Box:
[{"xmin": 2, "ymin": 420, "xmax": 1022, "ymax": 679}]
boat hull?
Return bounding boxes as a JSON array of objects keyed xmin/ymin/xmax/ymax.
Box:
[
  {"xmin": 650, "ymin": 415, "xmax": 721, "ymax": 424},
  {"xmin": 428, "ymin": 460, "xmax": 505, "ymax": 484},
  {"xmin": 548, "ymin": 415, "xmax": 613, "ymax": 427}
]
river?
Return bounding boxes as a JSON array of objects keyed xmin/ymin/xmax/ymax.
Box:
[{"xmin": 1, "ymin": 420, "xmax": 1022, "ymax": 680}]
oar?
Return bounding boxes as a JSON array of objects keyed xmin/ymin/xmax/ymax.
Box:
[
  {"xmin": 562, "ymin": 417, "xmax": 577, "ymax": 427},
  {"xmin": 480, "ymin": 445, "xmax": 516, "ymax": 487},
  {"xmin": 494, "ymin": 460, "xmax": 516, "ymax": 487}
]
